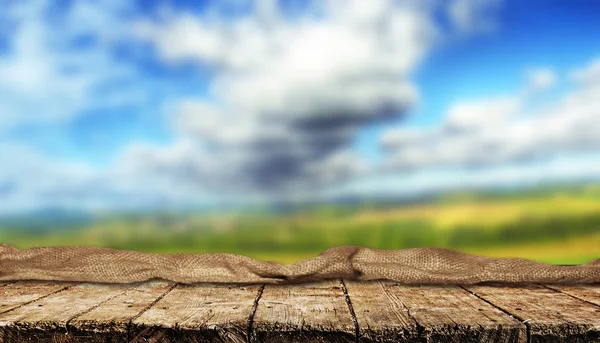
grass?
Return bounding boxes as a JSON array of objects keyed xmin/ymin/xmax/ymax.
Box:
[{"xmin": 464, "ymin": 232, "xmax": 600, "ymax": 264}]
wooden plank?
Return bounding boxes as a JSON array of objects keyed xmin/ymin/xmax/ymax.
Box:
[
  {"xmin": 0, "ymin": 281, "xmax": 596, "ymax": 343},
  {"xmin": 252, "ymin": 280, "xmax": 355, "ymax": 343},
  {"xmin": 0, "ymin": 281, "xmax": 75, "ymax": 314},
  {"xmin": 377, "ymin": 283, "xmax": 526, "ymax": 343},
  {"xmin": 343, "ymin": 281, "xmax": 420, "ymax": 343},
  {"xmin": 66, "ymin": 280, "xmax": 176, "ymax": 343},
  {"xmin": 466, "ymin": 284, "xmax": 600, "ymax": 343},
  {"xmin": 546, "ymin": 284, "xmax": 600, "ymax": 307},
  {"xmin": 0, "ymin": 282, "xmax": 135, "ymax": 343},
  {"xmin": 130, "ymin": 283, "xmax": 260, "ymax": 343}
]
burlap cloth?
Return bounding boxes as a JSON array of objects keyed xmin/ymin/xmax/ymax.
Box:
[{"xmin": 1, "ymin": 244, "xmax": 598, "ymax": 284}]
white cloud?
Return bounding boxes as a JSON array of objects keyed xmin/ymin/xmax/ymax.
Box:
[
  {"xmin": 3, "ymin": 0, "xmax": 598, "ymax": 212},
  {"xmin": 335, "ymin": 153, "xmax": 600, "ymax": 200},
  {"xmin": 525, "ymin": 67, "xmax": 557, "ymax": 93},
  {"xmin": 448, "ymin": 0, "xmax": 502, "ymax": 34},
  {"xmin": 0, "ymin": 0, "xmax": 144, "ymax": 131},
  {"xmin": 381, "ymin": 58, "xmax": 600, "ymax": 171},
  {"xmin": 570, "ymin": 58, "xmax": 600, "ymax": 86},
  {"xmin": 0, "ymin": 142, "xmax": 99, "ymax": 213},
  {"xmin": 131, "ymin": 0, "xmax": 471, "ymax": 195},
  {"xmin": 445, "ymin": 97, "xmax": 520, "ymax": 131},
  {"xmin": 0, "ymin": 139, "xmax": 227, "ymax": 214},
  {"xmin": 0, "ymin": 0, "xmax": 517, "ymax": 212}
]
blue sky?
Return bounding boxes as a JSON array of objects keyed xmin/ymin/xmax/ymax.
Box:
[{"xmin": 0, "ymin": 0, "xmax": 600, "ymax": 213}]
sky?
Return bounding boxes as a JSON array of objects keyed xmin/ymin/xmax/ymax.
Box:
[{"xmin": 0, "ymin": 0, "xmax": 600, "ymax": 214}]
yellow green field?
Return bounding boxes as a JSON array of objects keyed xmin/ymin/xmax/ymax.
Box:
[{"xmin": 1, "ymin": 185, "xmax": 599, "ymax": 265}]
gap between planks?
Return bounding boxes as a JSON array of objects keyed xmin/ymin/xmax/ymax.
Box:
[
  {"xmin": 340, "ymin": 279, "xmax": 361, "ymax": 343},
  {"xmin": 0, "ymin": 281, "xmax": 78, "ymax": 315},
  {"xmin": 463, "ymin": 283, "xmax": 600, "ymax": 343},
  {"xmin": 125, "ymin": 282, "xmax": 179, "ymax": 342},
  {"xmin": 542, "ymin": 284, "xmax": 600, "ymax": 309},
  {"xmin": 240, "ymin": 280, "xmax": 359, "ymax": 343},
  {"xmin": 460, "ymin": 285, "xmax": 532, "ymax": 343},
  {"xmin": 246, "ymin": 283, "xmax": 265, "ymax": 343}
]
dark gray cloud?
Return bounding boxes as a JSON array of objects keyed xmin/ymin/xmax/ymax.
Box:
[
  {"xmin": 122, "ymin": 0, "xmax": 512, "ymax": 198},
  {"xmin": 131, "ymin": 0, "xmax": 448, "ymax": 195}
]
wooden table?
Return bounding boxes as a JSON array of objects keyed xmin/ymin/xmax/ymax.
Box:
[{"xmin": 0, "ymin": 280, "xmax": 599, "ymax": 342}]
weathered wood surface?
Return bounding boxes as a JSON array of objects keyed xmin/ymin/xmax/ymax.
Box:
[
  {"xmin": 130, "ymin": 283, "xmax": 261, "ymax": 343},
  {"xmin": 0, "ymin": 281, "xmax": 73, "ymax": 314},
  {"xmin": 0, "ymin": 282, "xmax": 134, "ymax": 342},
  {"xmin": 0, "ymin": 281, "xmax": 598, "ymax": 343},
  {"xmin": 252, "ymin": 280, "xmax": 355, "ymax": 343},
  {"xmin": 464, "ymin": 284, "xmax": 600, "ymax": 343},
  {"xmin": 72, "ymin": 281, "xmax": 175, "ymax": 343},
  {"xmin": 343, "ymin": 281, "xmax": 419, "ymax": 343},
  {"xmin": 546, "ymin": 284, "xmax": 600, "ymax": 307},
  {"xmin": 346, "ymin": 281, "xmax": 526, "ymax": 343}
]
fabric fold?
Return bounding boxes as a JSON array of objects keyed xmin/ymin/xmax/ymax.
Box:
[{"xmin": 1, "ymin": 244, "xmax": 598, "ymax": 284}]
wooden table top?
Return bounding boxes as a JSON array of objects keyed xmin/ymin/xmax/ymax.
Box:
[{"xmin": 0, "ymin": 280, "xmax": 599, "ymax": 342}]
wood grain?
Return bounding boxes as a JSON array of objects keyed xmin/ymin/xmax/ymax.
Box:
[
  {"xmin": 0, "ymin": 281, "xmax": 74, "ymax": 314},
  {"xmin": 130, "ymin": 283, "xmax": 261, "ymax": 343},
  {"xmin": 0, "ymin": 282, "xmax": 135, "ymax": 343},
  {"xmin": 252, "ymin": 280, "xmax": 355, "ymax": 343},
  {"xmin": 67, "ymin": 281, "xmax": 175, "ymax": 343},
  {"xmin": 385, "ymin": 283, "xmax": 525, "ymax": 343},
  {"xmin": 343, "ymin": 280, "xmax": 419, "ymax": 343},
  {"xmin": 0, "ymin": 281, "xmax": 599, "ymax": 342},
  {"xmin": 546, "ymin": 284, "xmax": 600, "ymax": 307},
  {"xmin": 466, "ymin": 283, "xmax": 600, "ymax": 343}
]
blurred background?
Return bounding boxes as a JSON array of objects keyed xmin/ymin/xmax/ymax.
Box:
[{"xmin": 1, "ymin": 0, "xmax": 599, "ymax": 264}]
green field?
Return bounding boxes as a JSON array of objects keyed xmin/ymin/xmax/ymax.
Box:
[{"xmin": 1, "ymin": 184, "xmax": 599, "ymax": 265}]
